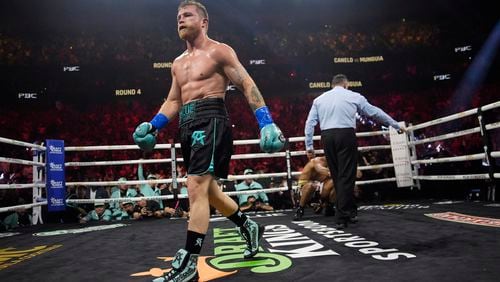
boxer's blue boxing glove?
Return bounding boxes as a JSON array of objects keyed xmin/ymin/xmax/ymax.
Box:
[
  {"xmin": 133, "ymin": 113, "xmax": 169, "ymax": 152},
  {"xmin": 255, "ymin": 106, "xmax": 285, "ymax": 153}
]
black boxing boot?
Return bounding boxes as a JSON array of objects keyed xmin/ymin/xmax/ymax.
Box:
[
  {"xmin": 237, "ymin": 218, "xmax": 264, "ymax": 259},
  {"xmin": 294, "ymin": 206, "xmax": 305, "ymax": 221},
  {"xmin": 152, "ymin": 249, "xmax": 199, "ymax": 282}
]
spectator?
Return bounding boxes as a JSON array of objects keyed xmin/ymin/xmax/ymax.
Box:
[
  {"xmin": 112, "ymin": 200, "xmax": 135, "ymax": 221},
  {"xmin": 268, "ymin": 177, "xmax": 293, "ymax": 210},
  {"xmin": 132, "ymin": 193, "xmax": 164, "ymax": 219},
  {"xmin": 79, "ymin": 201, "xmax": 112, "ymax": 223},
  {"xmin": 137, "ymin": 162, "xmax": 162, "ymax": 207},
  {"xmin": 1, "ymin": 209, "xmax": 31, "ymax": 231},
  {"xmin": 235, "ymin": 169, "xmax": 274, "ymax": 212},
  {"xmin": 89, "ymin": 186, "xmax": 110, "ymax": 200},
  {"xmin": 109, "ymin": 177, "xmax": 137, "ymax": 214}
]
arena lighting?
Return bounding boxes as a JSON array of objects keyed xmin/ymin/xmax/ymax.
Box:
[{"xmin": 450, "ymin": 20, "xmax": 500, "ymax": 111}]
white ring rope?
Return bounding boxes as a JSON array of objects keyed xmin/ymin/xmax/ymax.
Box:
[
  {"xmin": 0, "ymin": 156, "xmax": 45, "ymax": 167},
  {"xmin": 63, "ymin": 146, "xmax": 393, "ymax": 168},
  {"xmin": 491, "ymin": 151, "xmax": 500, "ymax": 158},
  {"xmin": 64, "ymin": 172, "xmax": 302, "ymax": 187},
  {"xmin": 65, "ymin": 186, "xmax": 291, "ymax": 204},
  {"xmin": 485, "ymin": 121, "xmax": 500, "ymax": 131},
  {"xmin": 356, "ymin": 177, "xmax": 397, "ymax": 185},
  {"xmin": 227, "ymin": 172, "xmax": 301, "ymax": 181},
  {"xmin": 63, "ymin": 132, "xmax": 392, "ymax": 154},
  {"xmin": 359, "ymin": 145, "xmax": 392, "ymax": 151},
  {"xmin": 409, "ymin": 126, "xmax": 480, "ymax": 146},
  {"xmin": 0, "ymin": 136, "xmax": 46, "ymax": 150},
  {"xmin": 288, "ymin": 131, "xmax": 388, "ymax": 142},
  {"xmin": 65, "ymin": 143, "xmax": 180, "ymax": 152},
  {"xmin": 413, "ymin": 174, "xmax": 490, "ymax": 181},
  {"xmin": 0, "ymin": 202, "xmax": 47, "ymax": 213},
  {"xmin": 0, "ymin": 182, "xmax": 45, "ymax": 190},
  {"xmin": 66, "ymin": 179, "xmax": 178, "ymax": 187},
  {"xmin": 355, "ymin": 130, "xmax": 388, "ymax": 137},
  {"xmin": 358, "ymin": 163, "xmax": 394, "ymax": 170},
  {"xmin": 411, "ymin": 153, "xmax": 486, "ymax": 165},
  {"xmin": 230, "ymin": 152, "xmax": 287, "ymax": 159},
  {"xmin": 65, "ymin": 158, "xmax": 173, "ymax": 167},
  {"xmin": 407, "ymin": 101, "xmax": 500, "ymax": 131}
]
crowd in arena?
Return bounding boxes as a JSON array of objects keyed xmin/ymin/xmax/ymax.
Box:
[
  {"xmin": 1, "ymin": 81, "xmax": 497, "ymax": 228},
  {"xmin": 0, "ymin": 18, "xmax": 443, "ymax": 67}
]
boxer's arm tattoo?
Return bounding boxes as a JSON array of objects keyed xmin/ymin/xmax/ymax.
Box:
[
  {"xmin": 231, "ymin": 67, "xmax": 245, "ymax": 86},
  {"xmin": 226, "ymin": 63, "xmax": 265, "ymax": 111},
  {"xmin": 248, "ymin": 85, "xmax": 264, "ymax": 111}
]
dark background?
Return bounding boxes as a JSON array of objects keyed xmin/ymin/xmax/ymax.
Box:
[{"xmin": 1, "ymin": 0, "xmax": 499, "ymax": 106}]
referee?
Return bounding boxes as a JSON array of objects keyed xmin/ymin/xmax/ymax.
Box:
[{"xmin": 304, "ymin": 74, "xmax": 404, "ymax": 229}]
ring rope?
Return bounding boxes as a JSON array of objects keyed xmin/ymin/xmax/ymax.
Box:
[
  {"xmin": 288, "ymin": 131, "xmax": 388, "ymax": 141},
  {"xmin": 0, "ymin": 165, "xmax": 397, "ymax": 190},
  {"xmin": 230, "ymin": 152, "xmax": 287, "ymax": 159},
  {"xmin": 485, "ymin": 121, "xmax": 500, "ymax": 131},
  {"xmin": 64, "ymin": 172, "xmax": 302, "ymax": 187},
  {"xmin": 411, "ymin": 153, "xmax": 486, "ymax": 165},
  {"xmin": 63, "ymin": 145, "xmax": 392, "ymax": 168},
  {"xmin": 0, "ymin": 136, "xmax": 46, "ymax": 150},
  {"xmin": 491, "ymin": 151, "xmax": 500, "ymax": 158},
  {"xmin": 64, "ymin": 186, "xmax": 291, "ymax": 204},
  {"xmin": 409, "ymin": 126, "xmax": 480, "ymax": 146},
  {"xmin": 66, "ymin": 179, "xmax": 178, "ymax": 187},
  {"xmin": 62, "ymin": 134, "xmax": 392, "ymax": 154},
  {"xmin": 358, "ymin": 145, "xmax": 392, "ymax": 151},
  {"xmin": 65, "ymin": 143, "xmax": 180, "ymax": 152},
  {"xmin": 0, "ymin": 156, "xmax": 45, "ymax": 167},
  {"xmin": 0, "ymin": 182, "xmax": 45, "ymax": 190},
  {"xmin": 409, "ymin": 121, "xmax": 500, "ymax": 146},
  {"xmin": 357, "ymin": 163, "xmax": 394, "ymax": 170},
  {"xmin": 355, "ymin": 177, "xmax": 397, "ymax": 185},
  {"xmin": 413, "ymin": 174, "xmax": 490, "ymax": 181},
  {"xmin": 227, "ymin": 172, "xmax": 300, "ymax": 181},
  {"xmin": 65, "ymin": 158, "xmax": 173, "ymax": 167},
  {"xmin": 0, "ymin": 202, "xmax": 47, "ymax": 213},
  {"xmin": 406, "ymin": 101, "xmax": 500, "ymax": 131}
]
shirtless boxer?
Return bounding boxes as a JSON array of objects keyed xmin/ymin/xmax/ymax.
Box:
[
  {"xmin": 132, "ymin": 1, "xmax": 285, "ymax": 281},
  {"xmin": 294, "ymin": 156, "xmax": 336, "ymax": 220}
]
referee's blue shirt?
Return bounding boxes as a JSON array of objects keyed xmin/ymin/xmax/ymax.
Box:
[{"xmin": 305, "ymin": 86, "xmax": 400, "ymax": 150}]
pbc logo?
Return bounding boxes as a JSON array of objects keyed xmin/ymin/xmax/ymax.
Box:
[
  {"xmin": 18, "ymin": 93, "xmax": 37, "ymax": 99},
  {"xmin": 63, "ymin": 66, "xmax": 80, "ymax": 72},
  {"xmin": 454, "ymin": 45, "xmax": 472, "ymax": 52},
  {"xmin": 249, "ymin": 59, "xmax": 266, "ymax": 65},
  {"xmin": 433, "ymin": 74, "xmax": 451, "ymax": 81}
]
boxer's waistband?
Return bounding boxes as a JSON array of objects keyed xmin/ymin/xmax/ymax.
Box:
[{"xmin": 179, "ymin": 98, "xmax": 228, "ymax": 127}]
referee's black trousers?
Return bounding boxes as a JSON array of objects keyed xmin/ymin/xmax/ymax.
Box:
[{"xmin": 321, "ymin": 128, "xmax": 358, "ymax": 223}]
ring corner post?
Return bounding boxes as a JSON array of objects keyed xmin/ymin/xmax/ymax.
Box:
[
  {"xmin": 477, "ymin": 106, "xmax": 497, "ymax": 201},
  {"xmin": 31, "ymin": 142, "xmax": 44, "ymax": 225},
  {"xmin": 45, "ymin": 139, "xmax": 66, "ymax": 214}
]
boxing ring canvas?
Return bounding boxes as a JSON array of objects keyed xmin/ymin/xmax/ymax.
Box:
[{"xmin": 1, "ymin": 202, "xmax": 500, "ymax": 282}]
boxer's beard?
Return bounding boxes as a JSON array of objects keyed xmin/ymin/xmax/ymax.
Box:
[{"xmin": 178, "ymin": 27, "xmax": 199, "ymax": 41}]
